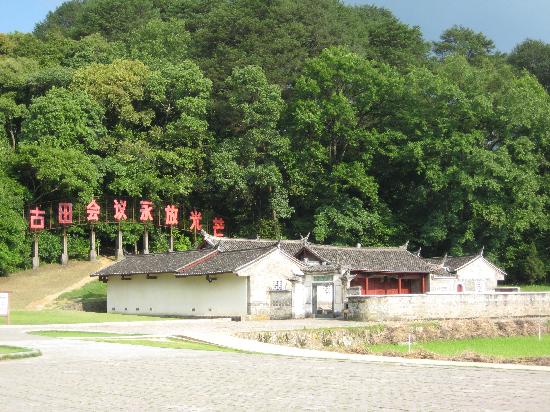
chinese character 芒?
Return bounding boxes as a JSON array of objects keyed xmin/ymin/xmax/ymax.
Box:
[
  {"xmin": 58, "ymin": 203, "xmax": 73, "ymax": 225},
  {"xmin": 165, "ymin": 205, "xmax": 179, "ymax": 226},
  {"xmin": 86, "ymin": 199, "xmax": 100, "ymax": 222},
  {"xmin": 113, "ymin": 199, "xmax": 127, "ymax": 221},
  {"xmin": 29, "ymin": 207, "xmax": 45, "ymax": 230},
  {"xmin": 212, "ymin": 217, "xmax": 225, "ymax": 237},
  {"xmin": 189, "ymin": 210, "xmax": 202, "ymax": 231},
  {"xmin": 140, "ymin": 200, "xmax": 154, "ymax": 222}
]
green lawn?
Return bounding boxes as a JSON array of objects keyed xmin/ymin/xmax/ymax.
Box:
[
  {"xmin": 58, "ymin": 280, "xmax": 106, "ymax": 301},
  {"xmin": 97, "ymin": 337, "xmax": 241, "ymax": 352},
  {"xmin": 0, "ymin": 345, "xmax": 32, "ymax": 354},
  {"xmin": 29, "ymin": 330, "xmax": 136, "ymax": 338},
  {"xmin": 367, "ymin": 334, "xmax": 550, "ymax": 358},
  {"xmin": 515, "ymin": 284, "xmax": 550, "ymax": 292},
  {"xmin": 11, "ymin": 310, "xmax": 176, "ymax": 325}
]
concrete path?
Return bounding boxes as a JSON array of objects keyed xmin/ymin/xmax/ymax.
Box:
[{"xmin": 1, "ymin": 319, "xmax": 549, "ymax": 411}]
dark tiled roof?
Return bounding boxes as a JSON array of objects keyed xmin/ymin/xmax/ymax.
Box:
[
  {"xmin": 94, "ymin": 249, "xmax": 215, "ymax": 276},
  {"xmin": 177, "ymin": 246, "xmax": 277, "ymax": 276},
  {"xmin": 203, "ymin": 234, "xmax": 436, "ymax": 273},
  {"xmin": 203, "ymin": 236, "xmax": 305, "ymax": 256},
  {"xmin": 305, "ymin": 245, "xmax": 436, "ymax": 273},
  {"xmin": 424, "ymin": 255, "xmax": 479, "ymax": 272}
]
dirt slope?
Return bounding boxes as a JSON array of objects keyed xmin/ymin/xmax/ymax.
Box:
[{"xmin": 0, "ymin": 258, "xmax": 113, "ymax": 310}]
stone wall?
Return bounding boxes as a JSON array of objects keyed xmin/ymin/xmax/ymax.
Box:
[
  {"xmin": 269, "ymin": 290, "xmax": 292, "ymax": 320},
  {"xmin": 348, "ymin": 292, "xmax": 550, "ymax": 321}
]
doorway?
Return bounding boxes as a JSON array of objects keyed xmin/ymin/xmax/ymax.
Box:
[{"xmin": 312, "ymin": 283, "xmax": 334, "ymax": 318}]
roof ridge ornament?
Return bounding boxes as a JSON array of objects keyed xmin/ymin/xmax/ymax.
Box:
[
  {"xmin": 299, "ymin": 232, "xmax": 310, "ymax": 245},
  {"xmin": 401, "ymin": 240, "xmax": 409, "ymax": 250},
  {"xmin": 441, "ymin": 253, "xmax": 448, "ymax": 267},
  {"xmin": 480, "ymin": 246, "xmax": 484, "ymax": 256},
  {"xmin": 416, "ymin": 247, "xmax": 422, "ymax": 257}
]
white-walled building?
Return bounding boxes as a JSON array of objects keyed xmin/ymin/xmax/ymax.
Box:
[
  {"xmin": 95, "ymin": 234, "xmax": 450, "ymax": 319},
  {"xmin": 424, "ymin": 253, "xmax": 506, "ymax": 293}
]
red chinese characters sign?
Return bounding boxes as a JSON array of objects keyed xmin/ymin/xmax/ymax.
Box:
[
  {"xmin": 27, "ymin": 198, "xmax": 226, "ymax": 237},
  {"xmin": 29, "ymin": 208, "xmax": 45, "ymax": 230}
]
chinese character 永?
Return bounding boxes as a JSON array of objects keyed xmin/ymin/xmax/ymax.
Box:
[{"xmin": 140, "ymin": 200, "xmax": 154, "ymax": 222}]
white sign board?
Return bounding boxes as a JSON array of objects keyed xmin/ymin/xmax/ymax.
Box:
[{"xmin": 0, "ymin": 292, "xmax": 9, "ymax": 316}]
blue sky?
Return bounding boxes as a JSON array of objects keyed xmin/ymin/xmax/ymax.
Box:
[{"xmin": 1, "ymin": 0, "xmax": 549, "ymax": 52}]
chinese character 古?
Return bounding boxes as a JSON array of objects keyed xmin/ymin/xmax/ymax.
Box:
[
  {"xmin": 189, "ymin": 210, "xmax": 202, "ymax": 231},
  {"xmin": 140, "ymin": 200, "xmax": 154, "ymax": 222},
  {"xmin": 58, "ymin": 203, "xmax": 73, "ymax": 225},
  {"xmin": 113, "ymin": 199, "xmax": 127, "ymax": 221},
  {"xmin": 212, "ymin": 217, "xmax": 225, "ymax": 237},
  {"xmin": 29, "ymin": 207, "xmax": 45, "ymax": 230},
  {"xmin": 165, "ymin": 205, "xmax": 179, "ymax": 226},
  {"xmin": 86, "ymin": 199, "xmax": 101, "ymax": 222}
]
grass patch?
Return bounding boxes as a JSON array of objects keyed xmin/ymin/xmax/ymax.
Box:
[
  {"xmin": 29, "ymin": 330, "xmax": 136, "ymax": 338},
  {"xmin": 516, "ymin": 284, "xmax": 550, "ymax": 292},
  {"xmin": 367, "ymin": 334, "xmax": 550, "ymax": 358},
  {"xmin": 58, "ymin": 280, "xmax": 106, "ymax": 301},
  {"xmin": 11, "ymin": 310, "xmax": 175, "ymax": 325},
  {"xmin": 96, "ymin": 337, "xmax": 241, "ymax": 352},
  {"xmin": 0, "ymin": 345, "xmax": 32, "ymax": 354}
]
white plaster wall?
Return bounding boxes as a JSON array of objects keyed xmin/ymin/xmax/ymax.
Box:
[
  {"xmin": 107, "ymin": 273, "xmax": 247, "ymax": 317},
  {"xmin": 237, "ymin": 249, "xmax": 305, "ymax": 317},
  {"xmin": 349, "ymin": 292, "xmax": 550, "ymax": 321},
  {"xmin": 429, "ymin": 276, "xmax": 457, "ymax": 293},
  {"xmin": 456, "ymin": 257, "xmax": 504, "ymax": 292}
]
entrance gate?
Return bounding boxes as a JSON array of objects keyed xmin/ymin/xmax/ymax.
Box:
[{"xmin": 312, "ymin": 282, "xmax": 334, "ymax": 318}]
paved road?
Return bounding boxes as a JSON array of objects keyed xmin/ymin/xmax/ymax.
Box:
[{"xmin": 1, "ymin": 321, "xmax": 549, "ymax": 411}]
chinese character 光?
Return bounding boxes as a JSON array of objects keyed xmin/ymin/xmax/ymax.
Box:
[
  {"xmin": 86, "ymin": 199, "xmax": 100, "ymax": 222},
  {"xmin": 29, "ymin": 207, "xmax": 45, "ymax": 230},
  {"xmin": 165, "ymin": 205, "xmax": 179, "ymax": 226},
  {"xmin": 189, "ymin": 210, "xmax": 202, "ymax": 231},
  {"xmin": 213, "ymin": 217, "xmax": 225, "ymax": 237},
  {"xmin": 114, "ymin": 199, "xmax": 127, "ymax": 221},
  {"xmin": 140, "ymin": 200, "xmax": 154, "ymax": 222},
  {"xmin": 58, "ymin": 203, "xmax": 73, "ymax": 225}
]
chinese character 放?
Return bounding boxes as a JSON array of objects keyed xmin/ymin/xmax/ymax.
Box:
[
  {"xmin": 87, "ymin": 199, "xmax": 100, "ymax": 222},
  {"xmin": 58, "ymin": 203, "xmax": 73, "ymax": 225},
  {"xmin": 29, "ymin": 207, "xmax": 45, "ymax": 230},
  {"xmin": 212, "ymin": 217, "xmax": 225, "ymax": 237},
  {"xmin": 165, "ymin": 205, "xmax": 178, "ymax": 226},
  {"xmin": 140, "ymin": 200, "xmax": 154, "ymax": 222},
  {"xmin": 189, "ymin": 210, "xmax": 202, "ymax": 231},
  {"xmin": 113, "ymin": 199, "xmax": 127, "ymax": 221}
]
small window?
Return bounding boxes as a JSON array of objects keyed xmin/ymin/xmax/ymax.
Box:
[{"xmin": 272, "ymin": 280, "xmax": 284, "ymax": 291}]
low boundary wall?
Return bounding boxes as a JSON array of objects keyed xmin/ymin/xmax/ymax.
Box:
[{"xmin": 348, "ymin": 292, "xmax": 550, "ymax": 321}]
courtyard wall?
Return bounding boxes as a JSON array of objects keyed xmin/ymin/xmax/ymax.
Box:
[{"xmin": 348, "ymin": 292, "xmax": 550, "ymax": 321}]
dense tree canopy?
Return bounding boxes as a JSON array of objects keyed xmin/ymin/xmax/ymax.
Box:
[{"xmin": 0, "ymin": 0, "xmax": 547, "ymax": 283}]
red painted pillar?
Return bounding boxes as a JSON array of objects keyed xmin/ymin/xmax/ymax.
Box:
[
  {"xmin": 398, "ymin": 277, "xmax": 402, "ymax": 294},
  {"xmin": 422, "ymin": 275, "xmax": 426, "ymax": 294},
  {"xmin": 364, "ymin": 277, "xmax": 369, "ymax": 295}
]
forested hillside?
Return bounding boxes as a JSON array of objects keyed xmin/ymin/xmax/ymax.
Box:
[{"xmin": 0, "ymin": 0, "xmax": 548, "ymax": 283}]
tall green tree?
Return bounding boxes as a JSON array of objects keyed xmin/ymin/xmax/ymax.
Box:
[
  {"xmin": 209, "ymin": 65, "xmax": 290, "ymax": 236},
  {"xmin": 509, "ymin": 39, "xmax": 550, "ymax": 92},
  {"xmin": 433, "ymin": 25, "xmax": 495, "ymax": 61}
]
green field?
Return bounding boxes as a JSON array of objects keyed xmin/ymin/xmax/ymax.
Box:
[
  {"xmin": 97, "ymin": 337, "xmax": 241, "ymax": 352},
  {"xmin": 509, "ymin": 284, "xmax": 550, "ymax": 292},
  {"xmin": 367, "ymin": 335, "xmax": 550, "ymax": 358},
  {"xmin": 29, "ymin": 330, "xmax": 136, "ymax": 338},
  {"xmin": 0, "ymin": 345, "xmax": 32, "ymax": 354},
  {"xmin": 10, "ymin": 310, "xmax": 175, "ymax": 325},
  {"xmin": 58, "ymin": 281, "xmax": 107, "ymax": 301}
]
